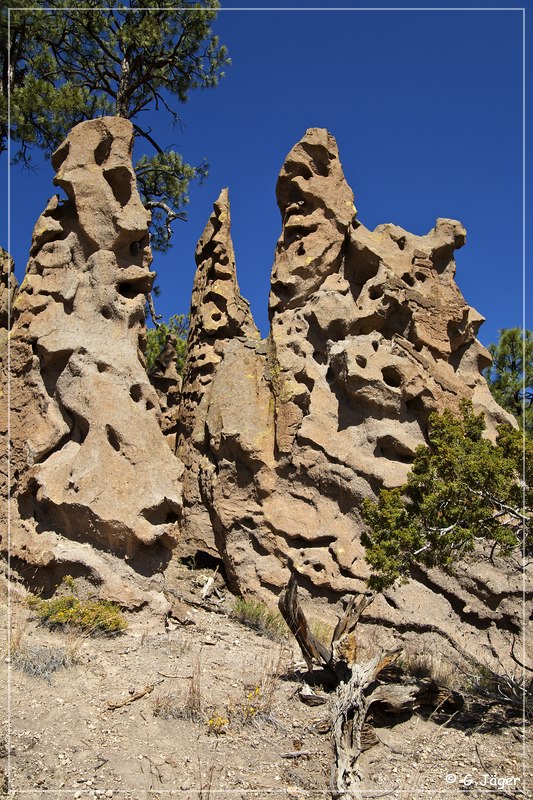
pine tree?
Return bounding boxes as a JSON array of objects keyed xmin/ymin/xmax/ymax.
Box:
[
  {"xmin": 146, "ymin": 314, "xmax": 189, "ymax": 374},
  {"xmin": 485, "ymin": 327, "xmax": 533, "ymax": 436},
  {"xmin": 361, "ymin": 401, "xmax": 531, "ymax": 591},
  {"xmin": 1, "ymin": 0, "xmax": 229, "ymax": 250}
]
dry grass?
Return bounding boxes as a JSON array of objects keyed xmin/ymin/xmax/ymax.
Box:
[
  {"xmin": 184, "ymin": 655, "xmax": 202, "ymax": 722},
  {"xmin": 232, "ymin": 597, "xmax": 289, "ymax": 641},
  {"xmin": 401, "ymin": 651, "xmax": 461, "ymax": 690},
  {"xmin": 152, "ymin": 654, "xmax": 204, "ymax": 722},
  {"xmin": 11, "ymin": 642, "xmax": 74, "ymax": 683},
  {"xmin": 152, "ymin": 690, "xmax": 183, "ymax": 720},
  {"xmin": 462, "ymin": 662, "xmax": 533, "ymax": 720},
  {"xmin": 9, "ymin": 612, "xmax": 28, "ymax": 656},
  {"xmin": 9, "ymin": 606, "xmax": 87, "ymax": 683},
  {"xmin": 197, "ymin": 755, "xmax": 220, "ymax": 800},
  {"xmin": 309, "ymin": 618, "xmax": 334, "ymax": 649},
  {"xmin": 238, "ymin": 647, "xmax": 287, "ymax": 725}
]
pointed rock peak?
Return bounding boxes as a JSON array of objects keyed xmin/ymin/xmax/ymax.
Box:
[
  {"xmin": 269, "ymin": 129, "xmax": 356, "ymax": 315},
  {"xmin": 176, "ymin": 189, "xmax": 260, "ymax": 558},
  {"xmin": 0, "ymin": 248, "xmax": 17, "ymax": 330},
  {"xmin": 214, "ymin": 186, "xmax": 230, "ymax": 215},
  {"xmin": 51, "ymin": 116, "xmax": 150, "ymax": 254},
  {"xmin": 195, "ymin": 187, "xmax": 231, "ymax": 255},
  {"xmin": 276, "ymin": 127, "xmax": 356, "ymax": 228},
  {"xmin": 191, "ymin": 189, "xmax": 259, "ymax": 340}
]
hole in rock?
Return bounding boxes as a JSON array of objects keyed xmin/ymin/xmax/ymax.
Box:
[
  {"xmin": 296, "ymin": 242, "xmax": 306, "ymax": 256},
  {"xmin": 344, "ymin": 244, "xmax": 381, "ymax": 286},
  {"xmin": 72, "ymin": 418, "xmax": 89, "ymax": 445},
  {"xmin": 372, "ymin": 340, "xmax": 379, "ymax": 351},
  {"xmin": 283, "ymin": 159, "xmax": 313, "ymax": 182},
  {"xmin": 94, "ymin": 133, "xmax": 113, "ymax": 166},
  {"xmin": 382, "ymin": 365, "xmax": 402, "ymax": 388},
  {"xmin": 101, "ymin": 306, "xmax": 113, "ymax": 319},
  {"xmin": 355, "ymin": 355, "xmax": 367, "ymax": 368},
  {"xmin": 128, "ymin": 306, "xmax": 145, "ymax": 329},
  {"xmin": 300, "ymin": 142, "xmax": 329, "ymax": 176},
  {"xmin": 97, "ymin": 363, "xmax": 108, "ymax": 373},
  {"xmin": 118, "ymin": 277, "xmax": 149, "ymax": 299},
  {"xmin": 374, "ymin": 435, "xmax": 413, "ymax": 464},
  {"xmin": 369, "ymin": 285, "xmax": 383, "ymax": 300},
  {"xmin": 415, "ymin": 272, "xmax": 427, "ymax": 283},
  {"xmin": 141, "ymin": 499, "xmax": 181, "ymax": 526},
  {"xmin": 130, "ymin": 384, "xmax": 142, "ymax": 402},
  {"xmin": 37, "ymin": 347, "xmax": 73, "ymax": 398},
  {"xmin": 181, "ymin": 551, "xmax": 225, "ymax": 574},
  {"xmin": 395, "ymin": 237, "xmax": 406, "ymax": 250},
  {"xmin": 402, "ymin": 272, "xmax": 415, "ymax": 287},
  {"xmin": 104, "ymin": 166, "xmax": 132, "ymax": 206},
  {"xmin": 105, "ymin": 424, "xmax": 121, "ymax": 452},
  {"xmin": 51, "ymin": 142, "xmax": 69, "ymax": 171},
  {"xmin": 211, "ymin": 312, "xmax": 222, "ymax": 322},
  {"xmin": 146, "ymin": 399, "xmax": 155, "ymax": 411},
  {"xmin": 326, "ymin": 366, "xmax": 334, "ymax": 384},
  {"xmin": 405, "ymin": 394, "xmax": 427, "ymax": 416}
]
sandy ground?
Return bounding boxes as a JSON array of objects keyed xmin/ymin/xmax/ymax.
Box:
[{"xmin": 0, "ymin": 563, "xmax": 530, "ymax": 800}]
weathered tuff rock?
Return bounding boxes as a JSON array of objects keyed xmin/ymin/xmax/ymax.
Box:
[
  {"xmin": 0, "ymin": 248, "xmax": 18, "ymax": 330},
  {"xmin": 176, "ymin": 188, "xmax": 260, "ymax": 559},
  {"xmin": 183, "ymin": 128, "xmax": 527, "ymax": 665},
  {"xmin": 5, "ymin": 117, "xmax": 183, "ymax": 602},
  {"xmin": 0, "ymin": 249, "xmax": 18, "ymax": 533},
  {"xmin": 148, "ymin": 333, "xmax": 182, "ymax": 444}
]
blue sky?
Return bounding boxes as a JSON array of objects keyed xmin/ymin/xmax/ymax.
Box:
[{"xmin": 3, "ymin": 1, "xmax": 527, "ymax": 348}]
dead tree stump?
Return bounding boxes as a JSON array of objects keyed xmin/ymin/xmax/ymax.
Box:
[{"xmin": 278, "ymin": 572, "xmax": 455, "ymax": 800}]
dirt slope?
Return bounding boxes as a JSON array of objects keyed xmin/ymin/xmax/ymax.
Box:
[{"xmin": 1, "ymin": 565, "xmax": 529, "ymax": 800}]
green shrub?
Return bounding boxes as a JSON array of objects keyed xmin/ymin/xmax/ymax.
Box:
[
  {"xmin": 28, "ymin": 577, "xmax": 127, "ymax": 635},
  {"xmin": 146, "ymin": 313, "xmax": 189, "ymax": 373}
]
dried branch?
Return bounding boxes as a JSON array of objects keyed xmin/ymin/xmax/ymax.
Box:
[
  {"xmin": 106, "ymin": 682, "xmax": 158, "ymax": 710},
  {"xmin": 277, "ymin": 572, "xmax": 332, "ymax": 671},
  {"xmin": 510, "ymin": 637, "xmax": 533, "ymax": 673},
  {"xmin": 279, "ymin": 570, "xmax": 459, "ymax": 800}
]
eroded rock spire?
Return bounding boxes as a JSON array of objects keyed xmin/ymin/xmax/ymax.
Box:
[
  {"xmin": 176, "ymin": 188, "xmax": 260, "ymax": 560},
  {"xmin": 6, "ymin": 117, "xmax": 183, "ymax": 603},
  {"xmin": 184, "ymin": 128, "xmax": 524, "ymax": 670}
]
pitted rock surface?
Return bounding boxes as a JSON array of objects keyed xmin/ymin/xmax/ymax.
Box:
[
  {"xmin": 0, "ymin": 248, "xmax": 18, "ymax": 330},
  {"xmin": 3, "ymin": 120, "xmax": 528, "ymax": 664},
  {"xmin": 148, "ymin": 333, "xmax": 182, "ymax": 447},
  {"xmin": 188, "ymin": 128, "xmax": 527, "ymax": 666},
  {"xmin": 176, "ymin": 188, "xmax": 260, "ymax": 559},
  {"xmin": 5, "ymin": 117, "xmax": 183, "ymax": 602},
  {"xmin": 0, "ymin": 249, "xmax": 18, "ymax": 533}
]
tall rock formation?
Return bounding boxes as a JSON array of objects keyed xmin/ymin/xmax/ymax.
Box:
[
  {"xmin": 0, "ymin": 249, "xmax": 18, "ymax": 537},
  {"xmin": 3, "ymin": 119, "xmax": 528, "ymax": 664},
  {"xmin": 176, "ymin": 188, "xmax": 260, "ymax": 560},
  {"xmin": 5, "ymin": 117, "xmax": 183, "ymax": 603},
  {"xmin": 183, "ymin": 128, "xmax": 526, "ymax": 665}
]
